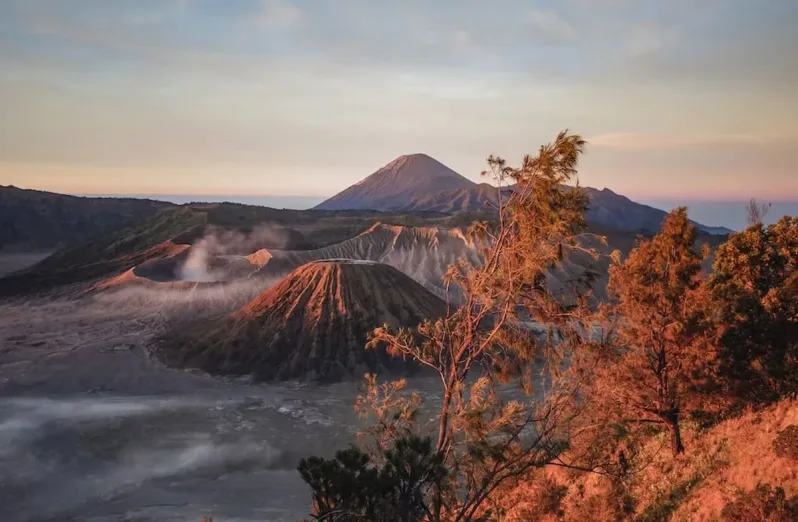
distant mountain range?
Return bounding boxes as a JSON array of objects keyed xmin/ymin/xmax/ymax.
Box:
[
  {"xmin": 584, "ymin": 187, "xmax": 732, "ymax": 235},
  {"xmin": 1, "ymin": 155, "xmax": 733, "ymax": 259},
  {"xmin": 315, "ymin": 154, "xmax": 733, "ymax": 235},
  {"xmin": 1, "ymin": 197, "xmax": 730, "ymax": 299}
]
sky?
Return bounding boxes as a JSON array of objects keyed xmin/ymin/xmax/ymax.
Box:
[{"xmin": 0, "ymin": 0, "xmax": 796, "ymax": 201}]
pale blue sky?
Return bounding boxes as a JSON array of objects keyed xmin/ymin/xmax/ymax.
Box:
[{"xmin": 0, "ymin": 0, "xmax": 796, "ymax": 200}]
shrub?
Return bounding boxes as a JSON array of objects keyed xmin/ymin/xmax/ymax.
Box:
[
  {"xmin": 532, "ymin": 478, "xmax": 569, "ymax": 518},
  {"xmin": 298, "ymin": 435, "xmax": 446, "ymax": 522},
  {"xmin": 720, "ymin": 484, "xmax": 798, "ymax": 521},
  {"xmin": 563, "ymin": 480, "xmax": 636, "ymax": 522},
  {"xmin": 772, "ymin": 425, "xmax": 798, "ymax": 460},
  {"xmin": 504, "ymin": 476, "xmax": 569, "ymax": 521}
]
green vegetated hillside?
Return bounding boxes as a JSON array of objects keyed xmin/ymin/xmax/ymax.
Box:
[
  {"xmin": 0, "ymin": 185, "xmax": 172, "ymax": 252},
  {"xmin": 0, "ymin": 206, "xmax": 204, "ymax": 295}
]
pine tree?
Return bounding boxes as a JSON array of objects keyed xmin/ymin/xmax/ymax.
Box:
[{"xmin": 600, "ymin": 208, "xmax": 713, "ymax": 456}]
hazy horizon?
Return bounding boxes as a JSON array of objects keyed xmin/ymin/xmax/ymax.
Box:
[{"xmin": 1, "ymin": 1, "xmax": 796, "ymax": 200}]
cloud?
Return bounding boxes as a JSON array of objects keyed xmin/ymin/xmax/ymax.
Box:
[
  {"xmin": 526, "ymin": 9, "xmax": 576, "ymax": 43},
  {"xmin": 254, "ymin": 0, "xmax": 302, "ymax": 28},
  {"xmin": 123, "ymin": 0, "xmax": 193, "ymax": 24},
  {"xmin": 8, "ymin": 0, "xmax": 207, "ymax": 61},
  {"xmin": 624, "ymin": 26, "xmax": 676, "ymax": 57},
  {"xmin": 589, "ymin": 132, "xmax": 798, "ymax": 150},
  {"xmin": 17, "ymin": 0, "xmax": 191, "ymax": 32},
  {"xmin": 0, "ymin": 0, "xmax": 796, "ymax": 199}
]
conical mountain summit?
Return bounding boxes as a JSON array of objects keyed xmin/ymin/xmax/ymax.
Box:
[{"xmin": 314, "ymin": 153, "xmax": 475, "ymax": 211}]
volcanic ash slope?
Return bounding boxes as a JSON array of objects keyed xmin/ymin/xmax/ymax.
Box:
[
  {"xmin": 160, "ymin": 260, "xmax": 447, "ymax": 382},
  {"xmin": 251, "ymin": 223, "xmax": 616, "ymax": 301},
  {"xmin": 251, "ymin": 222, "xmax": 482, "ymax": 299}
]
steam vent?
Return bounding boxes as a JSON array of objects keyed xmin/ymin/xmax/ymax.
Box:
[{"xmin": 160, "ymin": 260, "xmax": 447, "ymax": 381}]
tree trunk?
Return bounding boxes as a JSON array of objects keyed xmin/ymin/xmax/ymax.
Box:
[
  {"xmin": 664, "ymin": 411, "xmax": 684, "ymax": 456},
  {"xmin": 437, "ymin": 391, "xmax": 451, "ymax": 452},
  {"xmin": 433, "ymin": 385, "xmax": 453, "ymax": 521}
]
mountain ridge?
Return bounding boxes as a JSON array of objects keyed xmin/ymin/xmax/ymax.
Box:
[
  {"xmin": 314, "ymin": 155, "xmax": 733, "ymax": 234},
  {"xmin": 0, "ymin": 185, "xmax": 173, "ymax": 252}
]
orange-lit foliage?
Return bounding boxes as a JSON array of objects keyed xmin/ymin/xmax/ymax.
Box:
[
  {"xmin": 295, "ymin": 134, "xmax": 798, "ymax": 521},
  {"xmin": 709, "ymin": 216, "xmax": 798, "ymax": 402},
  {"xmin": 598, "ymin": 208, "xmax": 715, "ymax": 456},
  {"xmin": 721, "ymin": 484, "xmax": 798, "ymax": 522},
  {"xmin": 494, "ymin": 398, "xmax": 798, "ymax": 522},
  {"xmin": 360, "ymin": 131, "xmax": 603, "ymax": 521},
  {"xmin": 773, "ymin": 425, "xmax": 798, "ymax": 460}
]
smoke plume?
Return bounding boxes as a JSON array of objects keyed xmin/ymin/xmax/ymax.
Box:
[{"xmin": 177, "ymin": 224, "xmax": 298, "ymax": 282}]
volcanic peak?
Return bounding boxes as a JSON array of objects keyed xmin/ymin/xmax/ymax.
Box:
[
  {"xmin": 162, "ymin": 260, "xmax": 447, "ymax": 381},
  {"xmin": 314, "ymin": 154, "xmax": 474, "ymax": 211}
]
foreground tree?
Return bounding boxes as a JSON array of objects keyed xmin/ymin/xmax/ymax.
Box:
[
  {"xmin": 596, "ymin": 209, "xmax": 714, "ymax": 456},
  {"xmin": 709, "ymin": 216, "xmax": 798, "ymax": 402},
  {"xmin": 304, "ymin": 130, "xmax": 607, "ymax": 521},
  {"xmin": 299, "ymin": 435, "xmax": 446, "ymax": 521}
]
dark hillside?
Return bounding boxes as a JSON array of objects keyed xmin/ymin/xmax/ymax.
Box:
[{"xmin": 0, "ymin": 185, "xmax": 172, "ymax": 251}]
